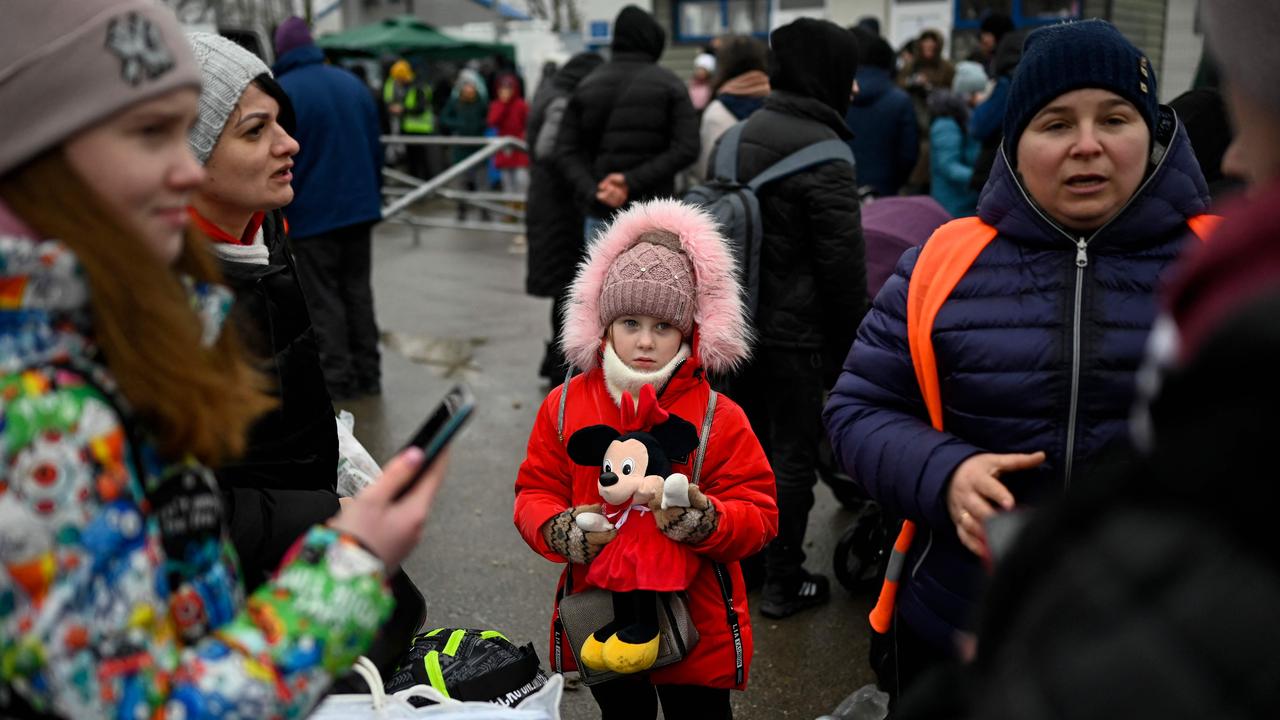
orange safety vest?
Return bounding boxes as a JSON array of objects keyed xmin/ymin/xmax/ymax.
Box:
[{"xmin": 868, "ymin": 212, "xmax": 1223, "ymax": 634}]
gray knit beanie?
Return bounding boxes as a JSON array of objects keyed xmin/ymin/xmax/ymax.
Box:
[
  {"xmin": 0, "ymin": 0, "xmax": 201, "ymax": 176},
  {"xmin": 186, "ymin": 32, "xmax": 271, "ymax": 165},
  {"xmin": 1202, "ymin": 1, "xmax": 1280, "ymax": 117}
]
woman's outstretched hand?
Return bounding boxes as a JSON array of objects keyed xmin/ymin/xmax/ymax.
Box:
[
  {"xmin": 946, "ymin": 451, "xmax": 1044, "ymax": 557},
  {"xmin": 329, "ymin": 447, "xmax": 449, "ymax": 569}
]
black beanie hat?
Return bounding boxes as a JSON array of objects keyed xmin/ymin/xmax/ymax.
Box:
[
  {"xmin": 1004, "ymin": 20, "xmax": 1158, "ymax": 163},
  {"xmin": 769, "ymin": 18, "xmax": 859, "ymax": 114}
]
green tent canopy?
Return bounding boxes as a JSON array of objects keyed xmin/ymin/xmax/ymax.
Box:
[{"xmin": 317, "ymin": 15, "xmax": 514, "ymax": 62}]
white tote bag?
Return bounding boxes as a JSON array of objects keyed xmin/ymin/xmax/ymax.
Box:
[{"xmin": 309, "ymin": 657, "xmax": 564, "ymax": 720}]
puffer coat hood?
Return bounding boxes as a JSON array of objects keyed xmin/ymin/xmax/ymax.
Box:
[
  {"xmin": 562, "ymin": 200, "xmax": 751, "ymax": 374},
  {"xmin": 611, "ymin": 5, "xmax": 665, "ymax": 61},
  {"xmin": 768, "ymin": 18, "xmax": 859, "ymax": 114}
]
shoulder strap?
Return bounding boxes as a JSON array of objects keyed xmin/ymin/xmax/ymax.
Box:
[
  {"xmin": 556, "ymin": 366, "xmax": 573, "ymax": 442},
  {"xmin": 905, "ymin": 217, "xmax": 1000, "ymax": 431},
  {"xmin": 746, "ymin": 139, "xmax": 854, "ymax": 193},
  {"xmin": 1188, "ymin": 213, "xmax": 1223, "ymax": 242},
  {"xmin": 690, "ymin": 390, "xmax": 718, "ymax": 484},
  {"xmin": 712, "ymin": 122, "xmax": 746, "ymax": 184},
  {"xmin": 869, "ymin": 216, "xmax": 999, "ymax": 635}
]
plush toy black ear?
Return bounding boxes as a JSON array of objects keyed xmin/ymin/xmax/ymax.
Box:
[
  {"xmin": 566, "ymin": 425, "xmax": 622, "ymax": 466},
  {"xmin": 648, "ymin": 414, "xmax": 700, "ymax": 464}
]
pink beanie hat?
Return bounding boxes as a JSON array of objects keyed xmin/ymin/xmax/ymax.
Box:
[
  {"xmin": 598, "ymin": 231, "xmax": 696, "ymax": 336},
  {"xmin": 0, "ymin": 0, "xmax": 201, "ymax": 176}
]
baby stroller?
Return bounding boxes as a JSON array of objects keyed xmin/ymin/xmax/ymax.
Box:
[{"xmin": 832, "ymin": 195, "xmax": 951, "ymax": 593}]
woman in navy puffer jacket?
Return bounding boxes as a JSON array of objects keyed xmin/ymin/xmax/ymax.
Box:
[{"xmin": 824, "ymin": 20, "xmax": 1211, "ymax": 701}]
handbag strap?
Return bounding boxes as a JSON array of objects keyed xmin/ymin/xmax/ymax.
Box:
[{"xmin": 691, "ymin": 390, "xmax": 717, "ymax": 484}]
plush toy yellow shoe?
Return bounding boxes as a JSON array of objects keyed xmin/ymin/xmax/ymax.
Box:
[
  {"xmin": 579, "ymin": 634, "xmax": 609, "ymax": 671},
  {"xmin": 602, "ymin": 631, "xmax": 660, "ymax": 674}
]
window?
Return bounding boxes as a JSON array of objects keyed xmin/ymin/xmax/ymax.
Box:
[
  {"xmin": 674, "ymin": 0, "xmax": 769, "ymax": 42},
  {"xmin": 954, "ymin": 0, "xmax": 1080, "ymax": 29}
]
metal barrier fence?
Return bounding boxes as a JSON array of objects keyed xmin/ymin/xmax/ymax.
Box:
[{"xmin": 380, "ymin": 135, "xmax": 528, "ymax": 240}]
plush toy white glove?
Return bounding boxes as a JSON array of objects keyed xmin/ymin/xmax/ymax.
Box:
[{"xmin": 660, "ymin": 473, "xmax": 692, "ymax": 510}]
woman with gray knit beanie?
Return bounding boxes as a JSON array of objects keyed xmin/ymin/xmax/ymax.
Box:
[
  {"xmin": 184, "ymin": 29, "xmax": 429, "ymax": 683},
  {"xmin": 0, "ymin": 2, "xmax": 449, "ymax": 717}
]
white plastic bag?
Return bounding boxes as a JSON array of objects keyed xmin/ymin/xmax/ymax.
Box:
[
  {"xmin": 309, "ymin": 657, "xmax": 564, "ymax": 720},
  {"xmin": 336, "ymin": 411, "xmax": 382, "ymax": 498}
]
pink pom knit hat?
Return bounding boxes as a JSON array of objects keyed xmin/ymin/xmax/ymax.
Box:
[{"xmin": 598, "ymin": 230, "xmax": 696, "ymax": 335}]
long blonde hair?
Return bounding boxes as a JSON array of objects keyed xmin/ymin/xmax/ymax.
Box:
[{"xmin": 0, "ymin": 150, "xmax": 274, "ymax": 465}]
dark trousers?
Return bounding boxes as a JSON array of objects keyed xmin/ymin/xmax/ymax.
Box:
[
  {"xmin": 876, "ymin": 615, "xmax": 954, "ymax": 707},
  {"xmin": 729, "ymin": 348, "xmax": 826, "ymax": 583},
  {"xmin": 539, "ymin": 290, "xmax": 570, "ymax": 381},
  {"xmin": 292, "ymin": 223, "xmax": 381, "ymax": 396},
  {"xmin": 590, "ymin": 675, "xmax": 731, "ymax": 720}
]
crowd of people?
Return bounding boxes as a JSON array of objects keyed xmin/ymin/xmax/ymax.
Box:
[{"xmin": 1, "ymin": 0, "xmax": 1278, "ymax": 718}]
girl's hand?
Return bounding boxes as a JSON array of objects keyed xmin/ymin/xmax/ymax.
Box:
[
  {"xmin": 328, "ymin": 447, "xmax": 449, "ymax": 569},
  {"xmin": 542, "ymin": 505, "xmax": 617, "ymax": 563},
  {"xmin": 653, "ymin": 485, "xmax": 718, "ymax": 545}
]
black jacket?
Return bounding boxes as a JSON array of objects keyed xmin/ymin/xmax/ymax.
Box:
[
  {"xmin": 554, "ymin": 7, "xmax": 699, "ymax": 218},
  {"xmin": 711, "ymin": 91, "xmax": 866, "ymax": 360},
  {"xmin": 525, "ymin": 52, "xmax": 603, "ymax": 297},
  {"xmin": 217, "ymin": 210, "xmax": 340, "ymax": 592}
]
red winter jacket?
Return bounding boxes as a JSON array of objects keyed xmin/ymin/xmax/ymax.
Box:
[
  {"xmin": 514, "ymin": 357, "xmax": 777, "ymax": 689},
  {"xmin": 487, "ymin": 96, "xmax": 529, "ymax": 169}
]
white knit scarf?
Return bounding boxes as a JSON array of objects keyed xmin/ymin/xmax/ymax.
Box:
[
  {"xmin": 210, "ymin": 224, "xmax": 270, "ymax": 265},
  {"xmin": 601, "ymin": 341, "xmax": 692, "ymax": 409}
]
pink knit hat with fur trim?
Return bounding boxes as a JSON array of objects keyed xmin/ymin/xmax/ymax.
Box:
[{"xmin": 598, "ymin": 233, "xmax": 696, "ymax": 335}]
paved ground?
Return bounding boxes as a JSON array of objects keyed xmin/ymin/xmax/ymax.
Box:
[{"xmin": 337, "ymin": 220, "xmax": 876, "ymax": 718}]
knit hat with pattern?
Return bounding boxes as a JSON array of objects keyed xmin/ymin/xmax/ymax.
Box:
[
  {"xmin": 186, "ymin": 32, "xmax": 271, "ymax": 165},
  {"xmin": 1003, "ymin": 19, "xmax": 1158, "ymax": 164},
  {"xmin": 599, "ymin": 231, "xmax": 696, "ymax": 336},
  {"xmin": 0, "ymin": 0, "xmax": 200, "ymax": 176}
]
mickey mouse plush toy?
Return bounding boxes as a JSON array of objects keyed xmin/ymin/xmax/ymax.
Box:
[{"xmin": 565, "ymin": 386, "xmax": 710, "ymax": 674}]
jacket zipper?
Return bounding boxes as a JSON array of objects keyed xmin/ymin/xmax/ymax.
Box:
[{"xmin": 997, "ymin": 122, "xmax": 1174, "ymax": 488}]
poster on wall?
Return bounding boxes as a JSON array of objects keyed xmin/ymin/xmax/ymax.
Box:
[{"xmin": 889, "ymin": 0, "xmax": 952, "ymax": 51}]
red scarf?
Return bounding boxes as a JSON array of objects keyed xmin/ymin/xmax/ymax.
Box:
[{"xmin": 187, "ymin": 208, "xmax": 266, "ymax": 246}]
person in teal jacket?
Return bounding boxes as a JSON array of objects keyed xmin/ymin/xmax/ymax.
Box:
[
  {"xmin": 929, "ymin": 61, "xmax": 988, "ymax": 217},
  {"xmin": 0, "ymin": 2, "xmax": 449, "ymax": 717}
]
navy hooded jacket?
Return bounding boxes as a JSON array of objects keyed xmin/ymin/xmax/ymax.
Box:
[
  {"xmin": 845, "ymin": 66, "xmax": 918, "ymax": 197},
  {"xmin": 824, "ymin": 107, "xmax": 1210, "ymax": 652},
  {"xmin": 273, "ymin": 45, "xmax": 383, "ymax": 239}
]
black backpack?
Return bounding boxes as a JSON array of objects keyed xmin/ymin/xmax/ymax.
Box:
[{"xmin": 683, "ymin": 120, "xmax": 855, "ymax": 316}]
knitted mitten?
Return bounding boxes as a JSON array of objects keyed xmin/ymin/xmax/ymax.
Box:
[
  {"xmin": 541, "ymin": 505, "xmax": 616, "ymax": 563},
  {"xmin": 653, "ymin": 486, "xmax": 718, "ymax": 544}
]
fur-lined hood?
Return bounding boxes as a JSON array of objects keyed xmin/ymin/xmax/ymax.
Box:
[{"xmin": 561, "ymin": 199, "xmax": 752, "ymax": 374}]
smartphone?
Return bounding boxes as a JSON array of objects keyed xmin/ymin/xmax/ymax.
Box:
[{"xmin": 395, "ymin": 383, "xmax": 476, "ymax": 499}]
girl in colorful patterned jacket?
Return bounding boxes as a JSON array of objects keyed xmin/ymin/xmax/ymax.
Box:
[
  {"xmin": 514, "ymin": 200, "xmax": 778, "ymax": 719},
  {"xmin": 0, "ymin": 1, "xmax": 448, "ymax": 717}
]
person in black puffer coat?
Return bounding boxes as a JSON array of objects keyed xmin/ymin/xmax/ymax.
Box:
[
  {"xmin": 525, "ymin": 51, "xmax": 604, "ymax": 383},
  {"xmin": 554, "ymin": 5, "xmax": 699, "ymax": 228},
  {"xmin": 707, "ymin": 18, "xmax": 866, "ymax": 620}
]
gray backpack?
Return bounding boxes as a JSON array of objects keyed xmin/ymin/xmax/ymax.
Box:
[{"xmin": 683, "ymin": 120, "xmax": 854, "ymax": 317}]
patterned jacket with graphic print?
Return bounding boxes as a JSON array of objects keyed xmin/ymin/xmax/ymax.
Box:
[{"xmin": 0, "ymin": 205, "xmax": 393, "ymax": 719}]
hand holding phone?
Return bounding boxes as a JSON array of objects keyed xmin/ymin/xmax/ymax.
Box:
[{"xmin": 394, "ymin": 384, "xmax": 476, "ymax": 500}]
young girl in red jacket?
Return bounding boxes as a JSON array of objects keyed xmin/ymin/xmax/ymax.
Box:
[{"xmin": 515, "ymin": 199, "xmax": 778, "ymax": 719}]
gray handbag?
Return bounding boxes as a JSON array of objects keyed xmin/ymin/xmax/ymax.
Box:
[
  {"xmin": 556, "ymin": 583, "xmax": 701, "ymax": 685},
  {"xmin": 551, "ymin": 381, "xmax": 721, "ymax": 686}
]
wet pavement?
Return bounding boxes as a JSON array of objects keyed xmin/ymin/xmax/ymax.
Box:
[{"xmin": 337, "ymin": 220, "xmax": 876, "ymax": 718}]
